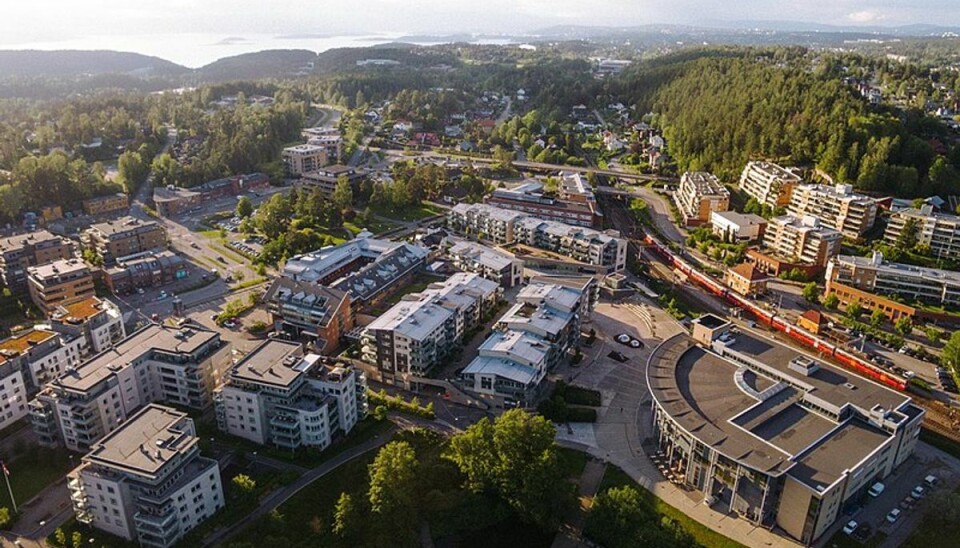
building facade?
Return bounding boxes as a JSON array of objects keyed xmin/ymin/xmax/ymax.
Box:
[
  {"xmin": 81, "ymin": 193, "xmax": 130, "ymax": 216},
  {"xmin": 710, "ymin": 211, "xmax": 767, "ymax": 243},
  {"xmin": 264, "ymin": 277, "xmax": 354, "ymax": 354},
  {"xmin": 67, "ymin": 404, "xmax": 223, "ymax": 547},
  {"xmin": 724, "ymin": 263, "xmax": 769, "ymax": 297},
  {"xmin": 282, "ymin": 144, "xmax": 330, "ymax": 176},
  {"xmin": 0, "ymin": 230, "xmax": 75, "ymax": 291},
  {"xmin": 739, "ymin": 161, "xmax": 802, "ymax": 210},
  {"xmin": 214, "ymin": 340, "xmax": 367, "ymax": 451},
  {"xmin": 26, "ymin": 259, "xmax": 96, "ymax": 314},
  {"xmin": 787, "ymin": 184, "xmax": 877, "ymax": 239},
  {"xmin": 484, "ymin": 174, "xmax": 603, "ymax": 228},
  {"xmin": 298, "ymin": 165, "xmax": 362, "ymax": 196},
  {"xmin": 884, "ymin": 205, "xmax": 960, "ymax": 261},
  {"xmin": 448, "ymin": 241, "xmax": 524, "ymax": 288},
  {"xmin": 760, "ymin": 215, "xmax": 842, "ymax": 269},
  {"xmin": 104, "ymin": 251, "xmax": 188, "ymax": 294},
  {"xmin": 647, "ymin": 316, "xmax": 923, "ymax": 545},
  {"xmin": 49, "ymin": 297, "xmax": 127, "ymax": 356},
  {"xmin": 0, "ymin": 358, "xmax": 27, "ymax": 431},
  {"xmin": 82, "ymin": 217, "xmax": 167, "ymax": 265},
  {"xmin": 30, "ymin": 325, "xmax": 223, "ymax": 451},
  {"xmin": 675, "ymin": 172, "xmax": 730, "ymax": 226}
]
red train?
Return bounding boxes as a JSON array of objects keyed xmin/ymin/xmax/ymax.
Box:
[{"xmin": 641, "ymin": 234, "xmax": 907, "ymax": 391}]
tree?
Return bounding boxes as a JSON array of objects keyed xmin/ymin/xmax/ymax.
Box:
[
  {"xmin": 895, "ymin": 217, "xmax": 920, "ymax": 251},
  {"xmin": 895, "ymin": 316, "xmax": 913, "ymax": 337},
  {"xmin": 870, "ymin": 308, "xmax": 886, "ymax": 328},
  {"xmin": 823, "ymin": 293, "xmax": 840, "ymax": 310},
  {"xmin": 925, "ymin": 326, "xmax": 943, "ymax": 345},
  {"xmin": 367, "ymin": 441, "xmax": 418, "ymax": 543},
  {"xmin": 236, "ymin": 195, "xmax": 254, "ymax": 218},
  {"xmin": 373, "ymin": 405, "xmax": 388, "ymax": 421},
  {"xmin": 71, "ymin": 531, "xmax": 83, "ymax": 548},
  {"xmin": 332, "ymin": 491, "xmax": 361, "ymax": 539},
  {"xmin": 584, "ymin": 486, "xmax": 645, "ymax": 548},
  {"xmin": 0, "ymin": 507, "xmax": 9, "ymax": 529},
  {"xmin": 942, "ymin": 331, "xmax": 960, "ymax": 373},
  {"xmin": 232, "ymin": 473, "xmax": 257, "ymax": 495},
  {"xmin": 846, "ymin": 299, "xmax": 864, "ymax": 320},
  {"xmin": 54, "ymin": 528, "xmax": 67, "ymax": 548},
  {"xmin": 117, "ymin": 150, "xmax": 149, "ymax": 194},
  {"xmin": 445, "ymin": 409, "xmax": 574, "ymax": 529},
  {"xmin": 801, "ymin": 282, "xmax": 820, "ymax": 304},
  {"xmin": 332, "ymin": 174, "xmax": 354, "ymax": 211}
]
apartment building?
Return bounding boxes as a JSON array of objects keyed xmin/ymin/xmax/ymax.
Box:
[
  {"xmin": 675, "ymin": 171, "xmax": 730, "ymax": 226},
  {"xmin": 0, "ymin": 358, "xmax": 28, "ymax": 431},
  {"xmin": 264, "ymin": 277, "xmax": 354, "ymax": 354},
  {"xmin": 81, "ymin": 193, "xmax": 129, "ymax": 216},
  {"xmin": 449, "ymin": 203, "xmax": 626, "ymax": 271},
  {"xmin": 214, "ymin": 340, "xmax": 367, "ymax": 451},
  {"xmin": 759, "ymin": 215, "xmax": 842, "ymax": 269},
  {"xmin": 461, "ymin": 282, "xmax": 586, "ymax": 403},
  {"xmin": 82, "ymin": 217, "xmax": 167, "ymax": 265},
  {"xmin": 29, "ymin": 325, "xmax": 223, "ymax": 451},
  {"xmin": 67, "ymin": 404, "xmax": 223, "ymax": 547},
  {"xmin": 361, "ymin": 273, "xmax": 499, "ymax": 380},
  {"xmin": 710, "ymin": 211, "xmax": 768, "ymax": 242},
  {"xmin": 884, "ymin": 205, "xmax": 960, "ymax": 261},
  {"xmin": 0, "ymin": 328, "xmax": 84, "ymax": 390},
  {"xmin": 0, "ymin": 230, "xmax": 75, "ymax": 291},
  {"xmin": 448, "ymin": 203, "xmax": 526, "ymax": 244},
  {"xmin": 739, "ymin": 161, "xmax": 802, "ymax": 209},
  {"xmin": 26, "ymin": 258, "xmax": 96, "ymax": 314},
  {"xmin": 306, "ymin": 134, "xmax": 343, "ymax": 164},
  {"xmin": 298, "ymin": 165, "xmax": 362, "ymax": 196},
  {"xmin": 282, "ymin": 144, "xmax": 329, "ymax": 176},
  {"xmin": 787, "ymin": 184, "xmax": 878, "ymax": 238},
  {"xmin": 448, "ymin": 241, "xmax": 524, "ymax": 288},
  {"xmin": 104, "ymin": 251, "xmax": 188, "ymax": 294},
  {"xmin": 49, "ymin": 296, "xmax": 127, "ymax": 356}
]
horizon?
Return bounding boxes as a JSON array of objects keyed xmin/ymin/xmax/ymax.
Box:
[{"xmin": 2, "ymin": 1, "xmax": 960, "ymax": 67}]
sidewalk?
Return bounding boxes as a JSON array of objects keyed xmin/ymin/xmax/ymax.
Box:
[{"xmin": 552, "ymin": 459, "xmax": 607, "ymax": 548}]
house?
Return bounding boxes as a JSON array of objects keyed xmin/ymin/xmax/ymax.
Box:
[
  {"xmin": 797, "ymin": 310, "xmax": 825, "ymax": 334},
  {"xmin": 724, "ymin": 262, "xmax": 769, "ymax": 297}
]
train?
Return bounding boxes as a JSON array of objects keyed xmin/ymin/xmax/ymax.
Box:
[{"xmin": 641, "ymin": 233, "xmax": 908, "ymax": 391}]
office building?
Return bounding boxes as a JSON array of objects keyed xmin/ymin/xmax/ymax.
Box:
[
  {"xmin": 29, "ymin": 325, "xmax": 223, "ymax": 451},
  {"xmin": 0, "ymin": 230, "xmax": 75, "ymax": 291},
  {"xmin": 758, "ymin": 215, "xmax": 842, "ymax": 269},
  {"xmin": 675, "ymin": 172, "xmax": 730, "ymax": 226},
  {"xmin": 264, "ymin": 277, "xmax": 354, "ymax": 354},
  {"xmin": 214, "ymin": 340, "xmax": 367, "ymax": 451},
  {"xmin": 710, "ymin": 211, "xmax": 768, "ymax": 243},
  {"xmin": 82, "ymin": 217, "xmax": 167, "ymax": 265},
  {"xmin": 884, "ymin": 205, "xmax": 960, "ymax": 261},
  {"xmin": 787, "ymin": 184, "xmax": 877, "ymax": 238},
  {"xmin": 448, "ymin": 241, "xmax": 523, "ymax": 288},
  {"xmin": 648, "ymin": 315, "xmax": 923, "ymax": 544},
  {"xmin": 67, "ymin": 404, "xmax": 223, "ymax": 547},
  {"xmin": 739, "ymin": 161, "xmax": 802, "ymax": 209},
  {"xmin": 361, "ymin": 273, "xmax": 499, "ymax": 380},
  {"xmin": 282, "ymin": 144, "xmax": 330, "ymax": 176},
  {"xmin": 26, "ymin": 258, "xmax": 96, "ymax": 314}
]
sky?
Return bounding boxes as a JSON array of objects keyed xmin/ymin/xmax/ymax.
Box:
[{"xmin": 1, "ymin": 1, "xmax": 958, "ymax": 66}]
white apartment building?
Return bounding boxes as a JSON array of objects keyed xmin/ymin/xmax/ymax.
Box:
[
  {"xmin": 740, "ymin": 161, "xmax": 803, "ymax": 209},
  {"xmin": 461, "ymin": 282, "xmax": 586, "ymax": 403},
  {"xmin": 214, "ymin": 340, "xmax": 367, "ymax": 451},
  {"xmin": 884, "ymin": 205, "xmax": 960, "ymax": 261},
  {"xmin": 30, "ymin": 325, "xmax": 223, "ymax": 452},
  {"xmin": 361, "ymin": 273, "xmax": 499, "ymax": 379},
  {"xmin": 0, "ymin": 328, "xmax": 84, "ymax": 391},
  {"xmin": 787, "ymin": 184, "xmax": 878, "ymax": 238},
  {"xmin": 49, "ymin": 296, "xmax": 127, "ymax": 356},
  {"xmin": 762, "ymin": 215, "xmax": 842, "ymax": 267},
  {"xmin": 675, "ymin": 171, "xmax": 730, "ymax": 226},
  {"xmin": 282, "ymin": 144, "xmax": 329, "ymax": 176},
  {"xmin": 0, "ymin": 359, "xmax": 27, "ymax": 430},
  {"xmin": 67, "ymin": 404, "xmax": 223, "ymax": 547},
  {"xmin": 448, "ymin": 203, "xmax": 526, "ymax": 244},
  {"xmin": 710, "ymin": 210, "xmax": 768, "ymax": 242},
  {"xmin": 448, "ymin": 241, "xmax": 524, "ymax": 288}
]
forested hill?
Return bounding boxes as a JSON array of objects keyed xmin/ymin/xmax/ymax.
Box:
[
  {"xmin": 194, "ymin": 49, "xmax": 318, "ymax": 82},
  {"xmin": 0, "ymin": 50, "xmax": 188, "ymax": 77},
  {"xmin": 632, "ymin": 52, "xmax": 960, "ymax": 198}
]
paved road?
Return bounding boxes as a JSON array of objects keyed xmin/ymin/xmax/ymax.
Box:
[{"xmin": 202, "ymin": 424, "xmax": 398, "ymax": 547}]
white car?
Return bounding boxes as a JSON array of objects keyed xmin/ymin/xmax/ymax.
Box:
[
  {"xmin": 925, "ymin": 475, "xmax": 939, "ymax": 488},
  {"xmin": 868, "ymin": 482, "xmax": 885, "ymax": 497},
  {"xmin": 886, "ymin": 508, "xmax": 901, "ymax": 523},
  {"xmin": 912, "ymin": 485, "xmax": 926, "ymax": 499},
  {"xmin": 842, "ymin": 520, "xmax": 858, "ymax": 535}
]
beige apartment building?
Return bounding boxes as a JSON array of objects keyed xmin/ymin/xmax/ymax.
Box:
[
  {"xmin": 675, "ymin": 171, "xmax": 730, "ymax": 226},
  {"xmin": 0, "ymin": 230, "xmax": 75, "ymax": 291},
  {"xmin": 884, "ymin": 205, "xmax": 960, "ymax": 261},
  {"xmin": 739, "ymin": 161, "xmax": 802, "ymax": 209},
  {"xmin": 82, "ymin": 216, "xmax": 167, "ymax": 265},
  {"xmin": 760, "ymin": 215, "xmax": 842, "ymax": 268},
  {"xmin": 282, "ymin": 144, "xmax": 329, "ymax": 176},
  {"xmin": 26, "ymin": 259, "xmax": 96, "ymax": 313},
  {"xmin": 787, "ymin": 184, "xmax": 877, "ymax": 238}
]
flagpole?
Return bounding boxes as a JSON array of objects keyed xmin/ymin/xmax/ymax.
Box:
[{"xmin": 2, "ymin": 461, "xmax": 15, "ymax": 514}]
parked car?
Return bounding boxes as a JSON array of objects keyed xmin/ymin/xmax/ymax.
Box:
[
  {"xmin": 925, "ymin": 475, "xmax": 939, "ymax": 488},
  {"xmin": 868, "ymin": 482, "xmax": 885, "ymax": 497},
  {"xmin": 912, "ymin": 485, "xmax": 925, "ymax": 499},
  {"xmin": 842, "ymin": 520, "xmax": 858, "ymax": 535},
  {"xmin": 886, "ymin": 508, "xmax": 901, "ymax": 523}
]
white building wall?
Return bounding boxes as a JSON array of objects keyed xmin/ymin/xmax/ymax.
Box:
[{"xmin": 0, "ymin": 370, "xmax": 27, "ymax": 429}]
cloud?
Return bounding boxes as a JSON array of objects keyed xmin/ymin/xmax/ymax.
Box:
[{"xmin": 847, "ymin": 10, "xmax": 886, "ymax": 24}]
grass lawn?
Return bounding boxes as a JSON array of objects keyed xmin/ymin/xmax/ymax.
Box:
[
  {"xmin": 0, "ymin": 447, "xmax": 76, "ymax": 510},
  {"xmin": 374, "ymin": 202, "xmax": 445, "ymax": 222},
  {"xmin": 556, "ymin": 447, "xmax": 590, "ymax": 479},
  {"xmin": 50, "ymin": 517, "xmax": 139, "ymax": 548},
  {"xmin": 596, "ymin": 466, "xmax": 745, "ymax": 548},
  {"xmin": 209, "ymin": 242, "xmax": 248, "ymax": 264},
  {"xmin": 344, "ymin": 218, "xmax": 397, "ymax": 236}
]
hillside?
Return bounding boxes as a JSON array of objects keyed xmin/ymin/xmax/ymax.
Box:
[
  {"xmin": 194, "ymin": 49, "xmax": 318, "ymax": 82},
  {"xmin": 0, "ymin": 50, "xmax": 187, "ymax": 77}
]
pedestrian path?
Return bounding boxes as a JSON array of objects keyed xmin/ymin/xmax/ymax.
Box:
[{"xmin": 552, "ymin": 459, "xmax": 608, "ymax": 548}]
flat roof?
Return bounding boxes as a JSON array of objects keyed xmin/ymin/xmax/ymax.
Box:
[
  {"xmin": 55, "ymin": 325, "xmax": 218, "ymax": 392},
  {"xmin": 51, "ymin": 296, "xmax": 109, "ymax": 323},
  {"xmin": 462, "ymin": 355, "xmax": 540, "ymax": 385},
  {"xmin": 0, "ymin": 329, "xmax": 56, "ymax": 355},
  {"xmin": 648, "ymin": 328, "xmax": 911, "ymax": 479},
  {"xmin": 28, "ymin": 258, "xmax": 89, "ymax": 280},
  {"xmin": 0, "ymin": 229, "xmax": 61, "ymax": 252},
  {"xmin": 85, "ymin": 404, "xmax": 195, "ymax": 476},
  {"xmin": 230, "ymin": 340, "xmax": 305, "ymax": 388},
  {"xmin": 88, "ymin": 216, "xmax": 161, "ymax": 237}
]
